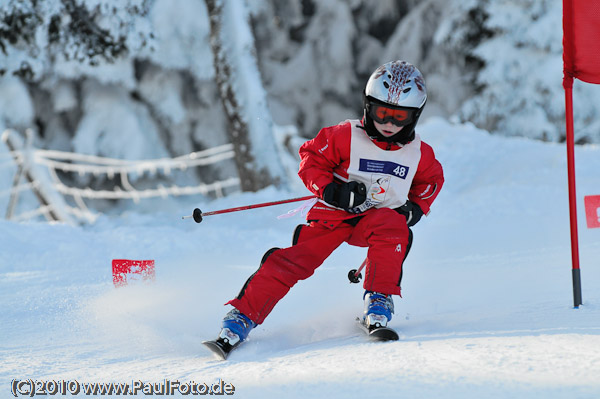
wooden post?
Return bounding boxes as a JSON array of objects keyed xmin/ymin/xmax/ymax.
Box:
[{"xmin": 2, "ymin": 130, "xmax": 63, "ymax": 222}]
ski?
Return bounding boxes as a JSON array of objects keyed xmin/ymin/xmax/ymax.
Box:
[
  {"xmin": 356, "ymin": 317, "xmax": 400, "ymax": 341},
  {"xmin": 202, "ymin": 338, "xmax": 242, "ymax": 360}
]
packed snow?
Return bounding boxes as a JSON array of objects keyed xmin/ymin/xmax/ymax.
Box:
[{"xmin": 2, "ymin": 118, "xmax": 600, "ymax": 398}]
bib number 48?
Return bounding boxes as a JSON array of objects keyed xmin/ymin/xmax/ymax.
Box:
[
  {"xmin": 359, "ymin": 159, "xmax": 410, "ymax": 180},
  {"xmin": 393, "ymin": 165, "xmax": 407, "ymax": 178}
]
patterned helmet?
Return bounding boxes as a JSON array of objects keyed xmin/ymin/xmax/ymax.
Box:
[{"xmin": 362, "ymin": 61, "xmax": 427, "ymax": 144}]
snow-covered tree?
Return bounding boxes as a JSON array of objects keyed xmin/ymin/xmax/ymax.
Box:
[
  {"xmin": 452, "ymin": 0, "xmax": 600, "ymax": 143},
  {"xmin": 0, "ymin": 0, "xmax": 154, "ymax": 79},
  {"xmin": 456, "ymin": 0, "xmax": 565, "ymax": 142},
  {"xmin": 205, "ymin": 0, "xmax": 286, "ymax": 191}
]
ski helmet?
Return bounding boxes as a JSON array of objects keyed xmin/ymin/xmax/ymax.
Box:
[{"xmin": 362, "ymin": 60, "xmax": 427, "ymax": 144}]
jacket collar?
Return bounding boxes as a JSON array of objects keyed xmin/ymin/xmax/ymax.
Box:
[{"xmin": 357, "ymin": 119, "xmax": 405, "ymax": 150}]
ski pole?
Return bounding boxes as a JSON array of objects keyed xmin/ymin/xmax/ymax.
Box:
[
  {"xmin": 183, "ymin": 195, "xmax": 317, "ymax": 223},
  {"xmin": 348, "ymin": 258, "xmax": 367, "ymax": 283}
]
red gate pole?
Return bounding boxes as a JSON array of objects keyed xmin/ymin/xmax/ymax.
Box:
[{"xmin": 563, "ymin": 79, "xmax": 583, "ymax": 308}]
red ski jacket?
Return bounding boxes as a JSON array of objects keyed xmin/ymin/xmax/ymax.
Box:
[{"xmin": 298, "ymin": 119, "xmax": 444, "ymax": 227}]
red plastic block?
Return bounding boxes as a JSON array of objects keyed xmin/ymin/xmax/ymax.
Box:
[
  {"xmin": 584, "ymin": 195, "xmax": 600, "ymax": 229},
  {"xmin": 112, "ymin": 259, "xmax": 155, "ymax": 287}
]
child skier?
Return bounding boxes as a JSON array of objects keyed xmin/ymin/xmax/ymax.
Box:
[{"xmin": 213, "ymin": 60, "xmax": 444, "ymax": 350}]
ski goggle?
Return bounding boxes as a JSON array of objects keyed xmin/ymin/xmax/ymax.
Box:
[{"xmin": 367, "ymin": 102, "xmax": 416, "ymax": 127}]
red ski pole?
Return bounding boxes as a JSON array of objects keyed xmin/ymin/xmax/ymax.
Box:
[{"xmin": 183, "ymin": 195, "xmax": 317, "ymax": 223}]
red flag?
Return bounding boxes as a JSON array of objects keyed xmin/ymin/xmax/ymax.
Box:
[
  {"xmin": 112, "ymin": 259, "xmax": 155, "ymax": 287},
  {"xmin": 584, "ymin": 195, "xmax": 600, "ymax": 228},
  {"xmin": 563, "ymin": 0, "xmax": 600, "ymax": 86}
]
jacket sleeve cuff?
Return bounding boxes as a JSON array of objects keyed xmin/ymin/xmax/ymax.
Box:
[
  {"xmin": 409, "ymin": 197, "xmax": 431, "ymax": 216},
  {"xmin": 309, "ymin": 177, "xmax": 334, "ymax": 197}
]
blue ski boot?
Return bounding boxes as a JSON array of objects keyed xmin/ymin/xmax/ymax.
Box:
[
  {"xmin": 203, "ymin": 309, "xmax": 257, "ymax": 360},
  {"xmin": 363, "ymin": 291, "xmax": 394, "ymax": 329},
  {"xmin": 219, "ymin": 308, "xmax": 256, "ymax": 346}
]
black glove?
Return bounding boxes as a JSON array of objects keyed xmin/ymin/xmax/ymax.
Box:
[
  {"xmin": 322, "ymin": 181, "xmax": 367, "ymax": 209},
  {"xmin": 396, "ymin": 201, "xmax": 424, "ymax": 227}
]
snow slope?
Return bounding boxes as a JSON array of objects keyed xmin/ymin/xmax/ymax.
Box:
[{"xmin": 2, "ymin": 118, "xmax": 600, "ymax": 398}]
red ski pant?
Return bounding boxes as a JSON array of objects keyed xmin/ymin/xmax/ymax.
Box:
[{"xmin": 226, "ymin": 208, "xmax": 410, "ymax": 324}]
